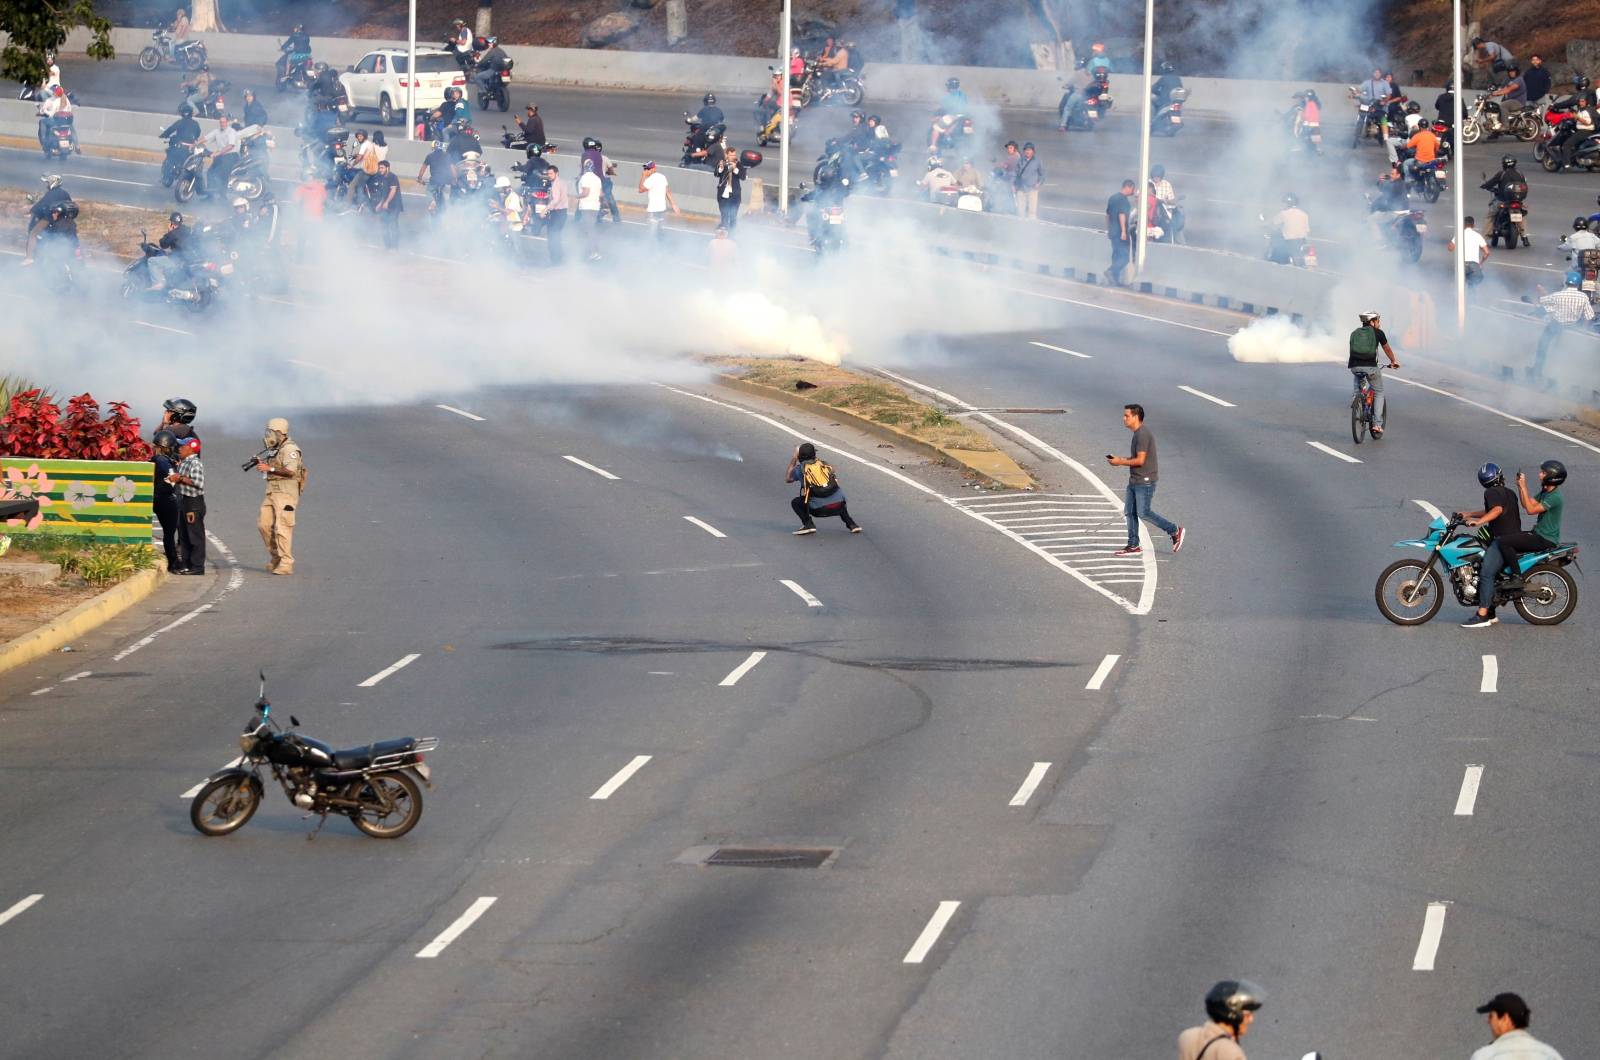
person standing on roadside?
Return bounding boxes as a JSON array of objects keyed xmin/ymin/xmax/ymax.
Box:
[
  {"xmin": 255, "ymin": 417, "xmax": 303, "ymax": 576},
  {"xmin": 151, "ymin": 429, "xmax": 181, "ymax": 573},
  {"xmin": 638, "ymin": 161, "xmax": 682, "ymax": 243},
  {"xmin": 1106, "ymin": 178, "xmax": 1135, "ymax": 285},
  {"xmin": 786, "ymin": 442, "xmax": 861, "ymax": 535},
  {"xmin": 1108, "ymin": 403, "xmax": 1184, "ymax": 556},
  {"xmin": 577, "ymin": 158, "xmax": 604, "ymax": 262},
  {"xmin": 160, "ymin": 397, "xmax": 199, "ymax": 444},
  {"xmin": 169, "ymin": 437, "xmax": 206, "ymax": 575},
  {"xmin": 714, "ymin": 146, "xmax": 746, "ymax": 231},
  {"xmin": 1471, "ymin": 993, "xmax": 1564, "ymax": 1059},
  {"xmin": 1014, "ymin": 142, "xmax": 1043, "ymax": 220},
  {"xmin": 1449, "ymin": 215, "xmax": 1489, "ymax": 289},
  {"xmin": 544, "ymin": 164, "xmax": 568, "ymax": 265},
  {"xmin": 372, "ymin": 159, "xmax": 401, "ymax": 249}
]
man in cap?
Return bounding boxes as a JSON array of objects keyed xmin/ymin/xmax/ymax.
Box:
[
  {"xmin": 255, "ymin": 417, "xmax": 304, "ymax": 575},
  {"xmin": 169, "ymin": 437, "xmax": 206, "ymax": 574},
  {"xmin": 1472, "ymin": 992, "xmax": 1563, "ymax": 1058}
]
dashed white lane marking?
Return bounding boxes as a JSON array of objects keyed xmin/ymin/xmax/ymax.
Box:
[
  {"xmin": 1085, "ymin": 653, "xmax": 1122, "ymax": 690},
  {"xmin": 1480, "ymin": 655, "xmax": 1498, "ymax": 694},
  {"xmin": 1008, "ymin": 763, "xmax": 1052, "ymax": 807},
  {"xmin": 1388, "ymin": 376, "xmax": 1600, "ymax": 457},
  {"xmin": 562, "ymin": 455, "xmax": 620, "ymax": 480},
  {"xmin": 1306, "ymin": 440, "xmax": 1362, "ymax": 464},
  {"xmin": 1454, "ymin": 766, "xmax": 1484, "ymax": 816},
  {"xmin": 30, "ymin": 671, "xmax": 91, "ymax": 696},
  {"xmin": 435, "ymin": 404, "xmax": 485, "ymax": 421},
  {"xmin": 0, "ymin": 894, "xmax": 43, "ymax": 929},
  {"xmin": 359, "ymin": 653, "xmax": 421, "ymax": 688},
  {"xmin": 590, "ymin": 755, "xmax": 653, "ymax": 800},
  {"xmin": 112, "ymin": 531, "xmax": 243, "ymax": 662},
  {"xmin": 1412, "ymin": 902, "xmax": 1449, "ymax": 970},
  {"xmin": 780, "ymin": 579, "xmax": 824, "ymax": 608},
  {"xmin": 1030, "ymin": 340, "xmax": 1092, "ymax": 359},
  {"xmin": 416, "ymin": 896, "xmax": 498, "ymax": 959},
  {"xmin": 133, "ymin": 320, "xmax": 192, "ymax": 336},
  {"xmin": 719, "ymin": 651, "xmax": 767, "ymax": 687},
  {"xmin": 683, "ymin": 515, "xmax": 727, "ymax": 538},
  {"xmin": 180, "ymin": 756, "xmax": 243, "ymax": 799},
  {"xmin": 1177, "ymin": 385, "xmax": 1236, "ymax": 407},
  {"xmin": 1413, "ymin": 499, "xmax": 1446, "ymax": 521},
  {"xmin": 903, "ymin": 901, "xmax": 961, "ymax": 964}
]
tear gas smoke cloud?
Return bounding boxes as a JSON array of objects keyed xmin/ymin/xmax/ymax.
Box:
[{"xmin": 1227, "ymin": 315, "xmax": 1342, "ymax": 364}]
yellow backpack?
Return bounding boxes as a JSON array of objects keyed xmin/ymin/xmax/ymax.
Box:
[{"xmin": 801, "ymin": 459, "xmax": 837, "ymax": 501}]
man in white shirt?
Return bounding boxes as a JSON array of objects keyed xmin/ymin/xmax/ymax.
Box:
[
  {"xmin": 576, "ymin": 158, "xmax": 604, "ymax": 261},
  {"xmin": 200, "ymin": 117, "xmax": 241, "ymax": 195},
  {"xmin": 1448, "ymin": 215, "xmax": 1490, "ymax": 287},
  {"xmin": 636, "ymin": 161, "xmax": 681, "ymax": 242},
  {"xmin": 1470, "ymin": 993, "xmax": 1563, "ymax": 1060},
  {"xmin": 1561, "ymin": 215, "xmax": 1600, "ymax": 264}
]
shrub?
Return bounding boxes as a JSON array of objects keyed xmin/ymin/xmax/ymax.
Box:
[{"xmin": 0, "ymin": 390, "xmax": 152, "ymax": 460}]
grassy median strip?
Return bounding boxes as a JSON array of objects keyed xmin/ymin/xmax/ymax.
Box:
[{"xmin": 0, "ymin": 187, "xmax": 167, "ymax": 260}]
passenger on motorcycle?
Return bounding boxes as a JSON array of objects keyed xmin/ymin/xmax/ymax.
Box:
[
  {"xmin": 36, "ymin": 85, "xmax": 78, "ymax": 154},
  {"xmin": 1349, "ymin": 311, "xmax": 1400, "ymax": 437},
  {"xmin": 181, "ymin": 64, "xmax": 213, "ymax": 109},
  {"xmin": 241, "ymin": 88, "xmax": 268, "ymax": 128},
  {"xmin": 1481, "ymin": 155, "xmax": 1530, "ymax": 245},
  {"xmin": 441, "ymin": 86, "xmax": 471, "ymax": 125},
  {"xmin": 1458, "ymin": 461, "xmax": 1550, "ymax": 628},
  {"xmin": 474, "ymin": 36, "xmax": 510, "ymax": 94},
  {"xmin": 1086, "ymin": 42, "xmax": 1111, "ymax": 76},
  {"xmin": 23, "ymin": 174, "xmax": 72, "ymax": 264},
  {"xmin": 199, "ymin": 117, "xmax": 241, "ymax": 194},
  {"xmin": 447, "ymin": 18, "xmax": 473, "ymax": 69},
  {"xmin": 918, "ymin": 156, "xmax": 956, "ymax": 200},
  {"xmin": 1058, "ymin": 62, "xmax": 1093, "ymax": 128},
  {"xmin": 1267, "ymin": 192, "xmax": 1310, "ymax": 264},
  {"xmin": 1550, "ymin": 94, "xmax": 1597, "ymax": 171}
]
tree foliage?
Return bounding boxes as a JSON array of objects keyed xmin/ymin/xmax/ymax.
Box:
[{"xmin": 0, "ymin": 0, "xmax": 114, "ymax": 87}]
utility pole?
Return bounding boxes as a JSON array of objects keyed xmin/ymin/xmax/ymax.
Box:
[
  {"xmin": 779, "ymin": 0, "xmax": 791, "ymax": 214},
  {"xmin": 1134, "ymin": 0, "xmax": 1155, "ymax": 272},
  {"xmin": 1452, "ymin": 0, "xmax": 1467, "ymax": 331},
  {"xmin": 406, "ymin": 0, "xmax": 417, "ymax": 140}
]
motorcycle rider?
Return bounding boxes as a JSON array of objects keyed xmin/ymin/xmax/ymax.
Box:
[
  {"xmin": 1434, "ymin": 79, "xmax": 1456, "ymax": 128},
  {"xmin": 1459, "ymin": 462, "xmax": 1526, "ymax": 628},
  {"xmin": 939, "ymin": 76, "xmax": 967, "ymax": 117},
  {"xmin": 1561, "ymin": 214, "xmax": 1600, "ymax": 262},
  {"xmin": 22, "ymin": 174, "xmax": 72, "ymax": 264},
  {"xmin": 918, "ymin": 155, "xmax": 956, "ymax": 201},
  {"xmin": 417, "ymin": 139, "xmax": 455, "ymax": 213},
  {"xmin": 516, "ymin": 103, "xmax": 545, "ymax": 146},
  {"xmin": 1487, "ymin": 64, "xmax": 1529, "ymax": 122},
  {"xmin": 473, "ymin": 35, "xmax": 511, "ymax": 97},
  {"xmin": 1177, "ymin": 980, "xmax": 1263, "ymax": 1060},
  {"xmin": 1475, "ymin": 462, "xmax": 1569, "ymax": 610},
  {"xmin": 35, "ymin": 200, "xmax": 78, "ymax": 271},
  {"xmin": 1149, "ymin": 164, "xmax": 1181, "ymax": 242},
  {"xmin": 1153, "ymin": 60, "xmax": 1183, "ymax": 109},
  {"xmin": 816, "ymin": 38, "xmax": 852, "ymax": 89},
  {"xmin": 160, "ymin": 102, "xmax": 202, "ymax": 180},
  {"xmin": 446, "ymin": 18, "xmax": 474, "ymax": 70},
  {"xmin": 1058, "ymin": 60, "xmax": 1094, "ymax": 128},
  {"xmin": 491, "ymin": 174, "xmax": 525, "ymax": 238},
  {"xmin": 446, "ymin": 118, "xmax": 482, "ymax": 159},
  {"xmin": 846, "ymin": 109, "xmax": 874, "ymax": 151},
  {"xmin": 1481, "ymin": 154, "xmax": 1531, "ymax": 246},
  {"xmin": 1291, "ymin": 88, "xmax": 1323, "ymax": 153},
  {"xmin": 36, "ymin": 84, "xmax": 78, "ymax": 155},
  {"xmin": 278, "ymin": 23, "xmax": 311, "ymax": 84},
  {"xmin": 1267, "ymin": 192, "xmax": 1310, "ymax": 264},
  {"xmin": 150, "ymin": 210, "xmax": 196, "ymax": 290},
  {"xmin": 1349, "ymin": 311, "xmax": 1401, "ymax": 437},
  {"xmin": 241, "ymin": 87, "xmax": 268, "ymax": 129},
  {"xmin": 1549, "ymin": 93, "xmax": 1597, "ymax": 171},
  {"xmin": 180, "ymin": 63, "xmax": 213, "ymax": 112},
  {"xmin": 1402, "ymin": 118, "xmax": 1441, "ymax": 182}
]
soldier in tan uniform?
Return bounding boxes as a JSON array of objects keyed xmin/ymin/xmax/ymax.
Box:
[
  {"xmin": 255, "ymin": 417, "xmax": 303, "ymax": 575},
  {"xmin": 1177, "ymin": 980, "xmax": 1264, "ymax": 1060}
]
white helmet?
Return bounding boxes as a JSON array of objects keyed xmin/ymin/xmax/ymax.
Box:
[
  {"xmin": 231, "ymin": 196, "xmax": 249, "ymax": 208},
  {"xmin": 494, "ymin": 175, "xmax": 511, "ymax": 189}
]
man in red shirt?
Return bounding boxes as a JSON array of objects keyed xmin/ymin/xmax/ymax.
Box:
[{"xmin": 292, "ymin": 174, "xmax": 326, "ymax": 262}]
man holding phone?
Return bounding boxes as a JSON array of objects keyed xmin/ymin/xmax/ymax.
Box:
[{"xmin": 1107, "ymin": 403, "xmax": 1185, "ymax": 557}]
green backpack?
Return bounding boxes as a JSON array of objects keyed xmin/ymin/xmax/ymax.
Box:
[{"xmin": 1349, "ymin": 326, "xmax": 1379, "ymax": 358}]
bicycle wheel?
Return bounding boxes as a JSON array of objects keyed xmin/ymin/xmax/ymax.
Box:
[{"xmin": 1351, "ymin": 396, "xmax": 1366, "ymax": 443}]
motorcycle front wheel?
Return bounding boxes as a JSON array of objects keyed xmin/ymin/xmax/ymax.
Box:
[
  {"xmin": 1460, "ymin": 119, "xmax": 1482, "ymax": 145},
  {"xmin": 1375, "ymin": 559, "xmax": 1444, "ymax": 625},
  {"xmin": 1513, "ymin": 563, "xmax": 1578, "ymax": 625},
  {"xmin": 190, "ymin": 776, "xmax": 260, "ymax": 836},
  {"xmin": 138, "ymin": 47, "xmax": 161, "ymax": 72},
  {"xmin": 182, "ymin": 46, "xmax": 205, "ymax": 72},
  {"xmin": 347, "ymin": 772, "xmax": 423, "ymax": 838},
  {"xmin": 840, "ymin": 82, "xmax": 864, "ymax": 107},
  {"xmin": 1540, "ymin": 150, "xmax": 1561, "ymax": 173},
  {"xmin": 175, "ymin": 177, "xmax": 195, "ymax": 203}
]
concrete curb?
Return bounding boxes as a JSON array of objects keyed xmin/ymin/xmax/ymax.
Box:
[
  {"xmin": 715, "ymin": 374, "xmax": 1034, "ymax": 489},
  {"xmin": 0, "ymin": 566, "xmax": 166, "ymax": 678}
]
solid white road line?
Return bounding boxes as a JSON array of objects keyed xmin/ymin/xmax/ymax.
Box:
[
  {"xmin": 359, "ymin": 653, "xmax": 420, "ymax": 688},
  {"xmin": 1413, "ymin": 499, "xmax": 1446, "ymax": 521},
  {"xmin": 1177, "ymin": 385, "xmax": 1237, "ymax": 408},
  {"xmin": 112, "ymin": 530, "xmax": 243, "ymax": 662},
  {"xmin": 1003, "ymin": 283, "xmax": 1233, "ymax": 337},
  {"xmin": 1030, "ymin": 340, "xmax": 1092, "ymax": 359},
  {"xmin": 134, "ymin": 320, "xmax": 193, "ymax": 336},
  {"xmin": 0, "ymin": 894, "xmax": 43, "ymax": 929},
  {"xmin": 1480, "ymin": 654, "xmax": 1498, "ymax": 694},
  {"xmin": 1306, "ymin": 440, "xmax": 1362, "ymax": 464},
  {"xmin": 1454, "ymin": 766, "xmax": 1485, "ymax": 816},
  {"xmin": 903, "ymin": 901, "xmax": 961, "ymax": 964},
  {"xmin": 1085, "ymin": 653, "xmax": 1122, "ymax": 690},
  {"xmin": 683, "ymin": 515, "xmax": 727, "ymax": 538},
  {"xmin": 1008, "ymin": 763, "xmax": 1052, "ymax": 807},
  {"xmin": 719, "ymin": 651, "xmax": 768, "ymax": 687},
  {"xmin": 180, "ymin": 756, "xmax": 244, "ymax": 799},
  {"xmin": 562, "ymin": 455, "xmax": 620, "ymax": 480},
  {"xmin": 780, "ymin": 579, "xmax": 824, "ymax": 608},
  {"xmin": 1388, "ymin": 376, "xmax": 1600, "ymax": 456},
  {"xmin": 1412, "ymin": 902, "xmax": 1449, "ymax": 970},
  {"xmin": 590, "ymin": 755, "xmax": 653, "ymax": 800},
  {"xmin": 435, "ymin": 404, "xmax": 485, "ymax": 422},
  {"xmin": 415, "ymin": 896, "xmax": 498, "ymax": 959}
]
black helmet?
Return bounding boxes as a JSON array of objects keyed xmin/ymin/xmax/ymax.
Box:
[
  {"xmin": 946, "ymin": 77, "xmax": 961, "ymax": 92},
  {"xmin": 825, "ymin": 136, "xmax": 841, "ymax": 151},
  {"xmin": 1539, "ymin": 459, "xmax": 1568, "ymax": 487},
  {"xmin": 1405, "ymin": 100, "xmax": 1421, "ymax": 114},
  {"xmin": 1501, "ymin": 154, "xmax": 1516, "ymax": 169},
  {"xmin": 292, "ymin": 23, "xmax": 303, "ymax": 32},
  {"xmin": 1158, "ymin": 60, "xmax": 1174, "ymax": 74},
  {"xmin": 528, "ymin": 142, "xmax": 544, "ymax": 158},
  {"xmin": 1576, "ymin": 216, "xmax": 1591, "ymax": 231},
  {"xmin": 163, "ymin": 397, "xmax": 198, "ymax": 424},
  {"xmin": 1576, "ymin": 75, "xmax": 1592, "ymax": 91},
  {"xmin": 152, "ymin": 429, "xmax": 179, "ymax": 452},
  {"xmin": 179, "ymin": 102, "xmax": 193, "ymax": 117},
  {"xmin": 168, "ymin": 211, "xmax": 183, "ymax": 225},
  {"xmin": 703, "ymin": 92, "xmax": 717, "ymax": 106},
  {"xmin": 1150, "ymin": 163, "xmax": 1166, "ymax": 178},
  {"xmin": 867, "ymin": 113, "xmax": 882, "ymax": 125},
  {"xmin": 582, "ymin": 136, "xmax": 599, "ymax": 150},
  {"xmin": 1305, "ymin": 88, "xmax": 1320, "ymax": 102},
  {"xmin": 1282, "ymin": 192, "xmax": 1299, "ymax": 207},
  {"xmin": 1204, "ymin": 981, "xmax": 1265, "ymax": 1029},
  {"xmin": 200, "ymin": 62, "xmax": 208, "ymax": 71},
  {"xmin": 850, "ymin": 109, "xmax": 864, "ymax": 122},
  {"xmin": 1478, "ymin": 461, "xmax": 1504, "ymax": 487}
]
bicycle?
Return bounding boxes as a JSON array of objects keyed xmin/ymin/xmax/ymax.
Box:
[{"xmin": 1350, "ymin": 364, "xmax": 1396, "ymax": 443}]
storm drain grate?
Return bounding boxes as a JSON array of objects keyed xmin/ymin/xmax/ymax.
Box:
[{"xmin": 703, "ymin": 846, "xmax": 837, "ymax": 869}]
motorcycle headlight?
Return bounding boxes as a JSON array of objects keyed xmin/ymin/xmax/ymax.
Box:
[{"xmin": 238, "ymin": 733, "xmax": 256, "ymax": 756}]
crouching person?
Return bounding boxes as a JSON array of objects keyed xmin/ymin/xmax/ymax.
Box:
[{"xmin": 786, "ymin": 442, "xmax": 861, "ymax": 535}]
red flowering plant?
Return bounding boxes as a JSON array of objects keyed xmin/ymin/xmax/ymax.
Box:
[{"xmin": 0, "ymin": 390, "xmax": 151, "ymax": 460}]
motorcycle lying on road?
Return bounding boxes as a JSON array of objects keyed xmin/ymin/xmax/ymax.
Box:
[
  {"xmin": 190, "ymin": 675, "xmax": 439, "ymax": 839},
  {"xmin": 1375, "ymin": 514, "xmax": 1580, "ymax": 625}
]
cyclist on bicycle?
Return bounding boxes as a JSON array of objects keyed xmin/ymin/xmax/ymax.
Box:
[{"xmin": 1350, "ymin": 311, "xmax": 1401, "ymax": 436}]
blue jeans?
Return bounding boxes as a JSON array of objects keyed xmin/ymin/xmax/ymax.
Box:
[
  {"xmin": 1352, "ymin": 367, "xmax": 1385, "ymax": 427},
  {"xmin": 1108, "ymin": 235, "xmax": 1130, "ymax": 284},
  {"xmin": 1125, "ymin": 482, "xmax": 1177, "ymax": 547},
  {"xmin": 1477, "ymin": 541, "xmax": 1508, "ymax": 611}
]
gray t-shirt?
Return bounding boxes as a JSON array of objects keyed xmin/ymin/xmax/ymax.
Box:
[{"xmin": 1128, "ymin": 425, "xmax": 1157, "ymax": 484}]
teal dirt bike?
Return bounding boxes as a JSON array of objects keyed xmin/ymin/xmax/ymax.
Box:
[{"xmin": 1375, "ymin": 515, "xmax": 1580, "ymax": 625}]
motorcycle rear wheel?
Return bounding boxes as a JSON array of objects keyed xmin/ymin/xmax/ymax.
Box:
[
  {"xmin": 1513, "ymin": 563, "xmax": 1578, "ymax": 625},
  {"xmin": 1515, "ymin": 114, "xmax": 1542, "ymax": 141},
  {"xmin": 348, "ymin": 772, "xmax": 423, "ymax": 838},
  {"xmin": 1375, "ymin": 559, "xmax": 1444, "ymax": 625},
  {"xmin": 182, "ymin": 46, "xmax": 206, "ymax": 72},
  {"xmin": 138, "ymin": 47, "xmax": 161, "ymax": 72},
  {"xmin": 1540, "ymin": 151, "xmax": 1561, "ymax": 173},
  {"xmin": 190, "ymin": 776, "xmax": 260, "ymax": 836},
  {"xmin": 1423, "ymin": 177, "xmax": 1441, "ymax": 203}
]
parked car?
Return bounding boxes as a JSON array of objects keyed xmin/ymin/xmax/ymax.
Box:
[{"xmin": 338, "ymin": 48, "xmax": 464, "ymax": 126}]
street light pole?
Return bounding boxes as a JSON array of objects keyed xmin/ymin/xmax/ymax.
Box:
[
  {"xmin": 1451, "ymin": 0, "xmax": 1466, "ymax": 330},
  {"xmin": 1135, "ymin": 0, "xmax": 1154, "ymax": 272},
  {"xmin": 779, "ymin": 0, "xmax": 792, "ymax": 215},
  {"xmin": 406, "ymin": 0, "xmax": 417, "ymax": 141}
]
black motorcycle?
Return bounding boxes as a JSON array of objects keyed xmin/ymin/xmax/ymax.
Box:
[
  {"xmin": 795, "ymin": 60, "xmax": 864, "ymax": 108},
  {"xmin": 174, "ymin": 144, "xmax": 208, "ymax": 202},
  {"xmin": 121, "ymin": 231, "xmax": 219, "ymax": 312},
  {"xmin": 475, "ymin": 58, "xmax": 513, "ymax": 112},
  {"xmin": 680, "ymin": 113, "xmax": 727, "ymax": 167},
  {"xmin": 190, "ymin": 676, "xmax": 438, "ymax": 839},
  {"xmin": 275, "ymin": 43, "xmax": 313, "ymax": 92}
]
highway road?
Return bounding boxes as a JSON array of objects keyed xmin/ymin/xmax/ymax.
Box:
[{"xmin": 0, "ymin": 48, "xmax": 1596, "ymax": 1060}]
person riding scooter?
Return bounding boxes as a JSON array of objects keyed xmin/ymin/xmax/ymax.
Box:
[{"xmin": 277, "ymin": 24, "xmax": 312, "ymax": 85}]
